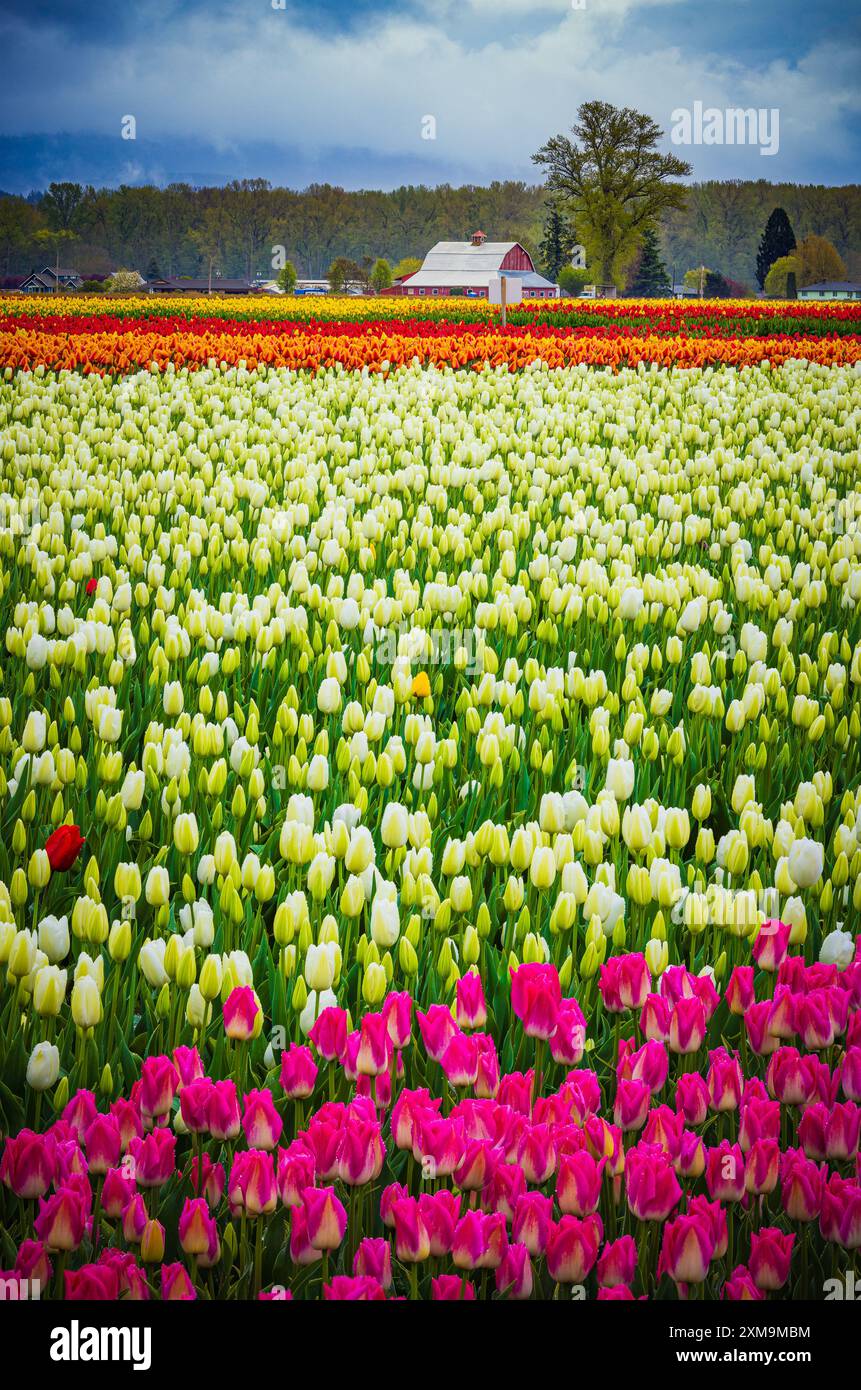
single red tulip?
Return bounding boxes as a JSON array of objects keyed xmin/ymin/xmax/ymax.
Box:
[{"xmin": 45, "ymin": 824, "xmax": 85, "ymax": 872}]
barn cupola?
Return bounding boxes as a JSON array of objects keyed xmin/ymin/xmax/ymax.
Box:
[{"xmin": 470, "ymin": 230, "xmax": 487, "ymax": 247}]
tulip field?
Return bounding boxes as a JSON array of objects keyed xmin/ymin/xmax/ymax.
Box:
[{"xmin": 0, "ymin": 294, "xmax": 860, "ymax": 1304}]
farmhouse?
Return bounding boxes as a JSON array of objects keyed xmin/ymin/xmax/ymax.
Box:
[
  {"xmin": 20, "ymin": 266, "xmax": 83, "ymax": 292},
  {"xmin": 796, "ymin": 281, "xmax": 861, "ymax": 301},
  {"xmin": 380, "ymin": 231, "xmax": 558, "ymax": 299}
]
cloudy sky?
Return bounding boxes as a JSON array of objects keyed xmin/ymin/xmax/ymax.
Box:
[{"xmin": 0, "ymin": 0, "xmax": 858, "ymax": 193}]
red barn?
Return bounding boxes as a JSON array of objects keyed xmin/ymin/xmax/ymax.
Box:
[{"xmin": 381, "ymin": 230, "xmax": 558, "ymax": 299}]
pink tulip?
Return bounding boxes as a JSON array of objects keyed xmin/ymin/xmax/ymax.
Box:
[
  {"xmin": 557, "ymin": 1150, "xmax": 604, "ymax": 1217},
  {"xmin": 496, "ymin": 1070, "xmax": 534, "ymax": 1115},
  {"xmin": 626, "ymin": 1144, "xmax": 682, "ymax": 1220},
  {"xmin": 432, "ymin": 1274, "xmax": 475, "ymax": 1299},
  {"xmin": 766, "ymin": 1047, "xmax": 817, "ymax": 1105},
  {"xmin": 614, "ymin": 1078, "xmax": 651, "ymax": 1133},
  {"xmin": 660, "ymin": 1212, "xmax": 714, "ymax": 1285},
  {"xmin": 337, "ymin": 1112, "xmax": 385, "ymax": 1186},
  {"xmin": 752, "ymin": 918, "xmax": 791, "ymax": 972},
  {"xmin": 454, "ymin": 1139, "xmax": 495, "ymax": 1192},
  {"xmin": 241, "ymin": 1089, "xmax": 284, "ymax": 1151},
  {"xmin": 382, "ymin": 991, "xmax": 413, "ymax": 1048},
  {"xmin": 483, "ymin": 1160, "xmax": 526, "ymax": 1220},
  {"xmin": 496, "ymin": 1243, "xmax": 533, "ymax": 1299},
  {"xmin": 62, "ymin": 1089, "xmax": 97, "ymax": 1143},
  {"xmin": 15, "ymin": 1238, "xmax": 52, "ymax": 1288},
  {"xmin": 474, "ymin": 1035, "xmax": 501, "ymax": 1097},
  {"xmin": 744, "ymin": 1138, "xmax": 780, "ymax": 1196},
  {"xmin": 277, "ymin": 1144, "xmax": 316, "ymax": 1207},
  {"xmin": 232, "ymin": 1150, "xmax": 277, "ymax": 1217},
  {"xmin": 780, "ymin": 1148, "xmax": 825, "ymax": 1222},
  {"xmin": 417, "ymin": 1116, "xmax": 465, "ymax": 1177},
  {"xmin": 749, "ymin": 1227, "xmax": 794, "ymax": 1290},
  {"xmin": 128, "ymin": 1129, "xmax": 176, "ymax": 1187},
  {"xmin": 618, "ymin": 1037, "xmax": 668, "ymax": 1093},
  {"xmin": 161, "ymin": 1262, "xmax": 197, "ymax": 1300},
  {"xmin": 705, "ymin": 1140, "xmax": 745, "ymax": 1202},
  {"xmin": 722, "ymin": 1264, "xmax": 765, "ymax": 1300},
  {"xmin": 456, "ymin": 972, "xmax": 487, "ymax": 1030},
  {"xmin": 111, "ymin": 1096, "xmax": 143, "ymax": 1148},
  {"xmin": 391, "ymin": 1088, "xmax": 440, "ymax": 1150},
  {"xmin": 34, "ymin": 1185, "xmax": 87, "ymax": 1251},
  {"xmin": 707, "ymin": 1047, "xmax": 743, "ymax": 1113},
  {"xmin": 744, "ymin": 1000, "xmax": 780, "ymax": 1056},
  {"xmin": 122, "ymin": 1193, "xmax": 148, "ymax": 1244},
  {"xmin": 516, "ymin": 1123, "xmax": 556, "ymax": 1185},
  {"xmin": 725, "ymin": 965, "xmax": 755, "ymax": 1015},
  {"xmin": 597, "ymin": 1235, "xmax": 637, "ymax": 1288},
  {"xmin": 140, "ymin": 1055, "xmax": 179, "ymax": 1122},
  {"xmin": 688, "ymin": 1195, "xmax": 727, "ymax": 1258},
  {"xmin": 796, "ymin": 991, "xmax": 836, "ymax": 1051},
  {"xmin": 668, "ymin": 997, "xmax": 707, "ymax": 1054},
  {"xmin": 675, "ymin": 1072, "xmax": 709, "ymax": 1126},
  {"xmin": 643, "ymin": 1105, "xmax": 684, "ymax": 1160},
  {"xmin": 180, "ymin": 1077, "xmax": 214, "ymax": 1134},
  {"xmin": 546, "ymin": 1214, "xmax": 600, "ymax": 1284},
  {"xmin": 677, "ymin": 1130, "xmax": 707, "ymax": 1180},
  {"xmin": 172, "ymin": 1045, "xmax": 204, "ymax": 1089},
  {"xmin": 512, "ymin": 1191, "xmax": 553, "ymax": 1256},
  {"xmin": 601, "ymin": 953, "xmax": 651, "ymax": 1012},
  {"xmin": 739, "ymin": 1097, "xmax": 780, "ymax": 1152},
  {"xmin": 418, "ymin": 1191, "xmax": 461, "ymax": 1256},
  {"xmin": 353, "ymin": 1237, "xmax": 392, "ymax": 1288},
  {"xmin": 222, "ymin": 985, "xmax": 261, "ymax": 1041},
  {"xmin": 280, "ymin": 1043, "xmax": 318, "ymax": 1099},
  {"xmin": 323, "ymin": 1275, "xmax": 386, "ymax": 1300},
  {"xmin": 1, "ymin": 1130, "xmax": 56, "ymax": 1199},
  {"xmin": 178, "ymin": 1197, "xmax": 217, "ymax": 1257},
  {"xmin": 416, "ymin": 1003, "xmax": 459, "ymax": 1062},
  {"xmin": 510, "ymin": 962, "xmax": 561, "ymax": 1040},
  {"xmin": 549, "ymin": 1000, "xmax": 586, "ymax": 1065},
  {"xmin": 208, "ymin": 1079, "xmax": 242, "ymax": 1141},
  {"xmin": 83, "ymin": 1114, "xmax": 122, "ymax": 1176},
  {"xmin": 302, "ymin": 1185, "xmax": 347, "ymax": 1249},
  {"xmin": 191, "ymin": 1153, "xmax": 225, "ymax": 1206},
  {"xmin": 356, "ymin": 1012, "xmax": 391, "ymax": 1077},
  {"xmin": 309, "ymin": 1006, "xmax": 349, "ymax": 1061},
  {"xmin": 440, "ymin": 1031, "xmax": 479, "ymax": 1088},
  {"xmin": 289, "ymin": 1204, "xmax": 320, "ymax": 1265},
  {"xmin": 640, "ymin": 993, "xmax": 671, "ymax": 1042},
  {"xmin": 65, "ymin": 1264, "xmax": 119, "ymax": 1300},
  {"xmin": 819, "ymin": 1174, "xmax": 861, "ymax": 1247},
  {"xmin": 840, "ymin": 1047, "xmax": 861, "ymax": 1103},
  {"xmin": 391, "ymin": 1196, "xmax": 431, "ymax": 1263}
]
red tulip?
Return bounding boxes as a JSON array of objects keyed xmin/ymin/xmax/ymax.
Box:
[{"xmin": 45, "ymin": 823, "xmax": 85, "ymax": 872}]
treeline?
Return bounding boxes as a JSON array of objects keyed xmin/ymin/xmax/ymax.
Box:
[
  {"xmin": 661, "ymin": 181, "xmax": 861, "ymax": 286},
  {"xmin": 1, "ymin": 177, "xmax": 858, "ymax": 286}
]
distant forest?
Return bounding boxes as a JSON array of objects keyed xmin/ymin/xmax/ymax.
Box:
[{"xmin": 1, "ymin": 178, "xmax": 859, "ymax": 287}]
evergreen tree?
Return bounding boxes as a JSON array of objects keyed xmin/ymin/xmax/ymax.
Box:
[
  {"xmin": 755, "ymin": 208, "xmax": 796, "ymax": 290},
  {"xmin": 627, "ymin": 227, "xmax": 671, "ymax": 295},
  {"xmin": 538, "ymin": 202, "xmax": 576, "ymax": 281}
]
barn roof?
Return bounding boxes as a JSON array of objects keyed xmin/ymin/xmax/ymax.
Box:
[{"xmin": 420, "ymin": 241, "xmax": 530, "ymax": 274}]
